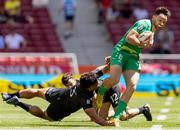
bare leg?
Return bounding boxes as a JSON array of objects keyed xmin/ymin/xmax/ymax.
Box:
[
  {"xmin": 103, "ymin": 65, "xmax": 122, "ymax": 89},
  {"xmin": 120, "ymin": 108, "xmax": 140, "ymax": 121},
  {"xmin": 19, "ymin": 88, "xmax": 49, "ymax": 100},
  {"xmin": 121, "ymin": 70, "xmax": 140, "ymax": 103},
  {"xmin": 112, "ymin": 70, "xmax": 139, "ymax": 119},
  {"xmin": 28, "ymin": 105, "xmax": 53, "ymax": 121},
  {"xmin": 1, "ymin": 88, "xmax": 49, "ymax": 102},
  {"xmin": 3, "ymin": 88, "xmax": 53, "ymax": 121},
  {"xmin": 14, "ymin": 100, "xmax": 53, "ymax": 121}
]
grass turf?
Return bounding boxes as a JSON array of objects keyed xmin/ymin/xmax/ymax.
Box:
[{"xmin": 0, "ymin": 95, "xmax": 180, "ymax": 130}]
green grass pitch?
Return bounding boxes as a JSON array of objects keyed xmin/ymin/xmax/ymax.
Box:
[{"xmin": 0, "ymin": 96, "xmax": 180, "ymax": 130}]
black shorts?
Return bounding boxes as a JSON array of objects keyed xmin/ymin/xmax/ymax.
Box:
[
  {"xmin": 65, "ymin": 15, "xmax": 74, "ymax": 21},
  {"xmin": 45, "ymin": 88, "xmax": 69, "ymax": 121},
  {"xmin": 103, "ymin": 85, "xmax": 121, "ymax": 108}
]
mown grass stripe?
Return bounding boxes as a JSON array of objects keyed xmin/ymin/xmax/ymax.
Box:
[
  {"xmin": 157, "ymin": 115, "xmax": 167, "ymax": 121},
  {"xmin": 164, "ymin": 102, "xmax": 172, "ymax": 106},
  {"xmin": 160, "ymin": 108, "xmax": 170, "ymax": 113},
  {"xmin": 150, "ymin": 125, "xmax": 162, "ymax": 130}
]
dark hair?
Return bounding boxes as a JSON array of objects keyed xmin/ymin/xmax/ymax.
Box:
[
  {"xmin": 61, "ymin": 73, "xmax": 72, "ymax": 86},
  {"xmin": 154, "ymin": 6, "xmax": 171, "ymax": 17},
  {"xmin": 80, "ymin": 72, "xmax": 97, "ymax": 90}
]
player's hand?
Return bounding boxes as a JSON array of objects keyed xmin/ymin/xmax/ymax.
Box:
[
  {"xmin": 139, "ymin": 39, "xmax": 153, "ymax": 48},
  {"xmin": 140, "ymin": 33, "xmax": 154, "ymax": 48},
  {"xmin": 106, "ymin": 117, "xmax": 119, "ymax": 127},
  {"xmin": 96, "ymin": 94, "xmax": 103, "ymax": 109},
  {"xmin": 105, "ymin": 56, "xmax": 111, "ymax": 65}
]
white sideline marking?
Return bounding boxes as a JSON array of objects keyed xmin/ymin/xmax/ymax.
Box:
[
  {"xmin": 166, "ymin": 97, "xmax": 174, "ymax": 101},
  {"xmin": 150, "ymin": 125, "xmax": 162, "ymax": 130},
  {"xmin": 160, "ymin": 108, "xmax": 169, "ymax": 113},
  {"xmin": 157, "ymin": 115, "xmax": 167, "ymax": 120},
  {"xmin": 164, "ymin": 102, "xmax": 171, "ymax": 106},
  {"xmin": 151, "ymin": 97, "xmax": 173, "ymax": 129}
]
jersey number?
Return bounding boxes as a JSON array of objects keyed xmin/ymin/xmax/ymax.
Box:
[{"xmin": 110, "ymin": 93, "xmax": 119, "ymax": 104}]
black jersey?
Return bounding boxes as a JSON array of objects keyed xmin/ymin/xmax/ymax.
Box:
[
  {"xmin": 45, "ymin": 81, "xmax": 94, "ymax": 121},
  {"xmin": 103, "ymin": 84, "xmax": 121, "ymax": 108}
]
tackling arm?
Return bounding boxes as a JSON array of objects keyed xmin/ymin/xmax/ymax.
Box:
[
  {"xmin": 84, "ymin": 107, "xmax": 115, "ymax": 126},
  {"xmin": 91, "ymin": 64, "xmax": 110, "ymax": 78}
]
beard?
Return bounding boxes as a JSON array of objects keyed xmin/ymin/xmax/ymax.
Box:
[{"xmin": 154, "ymin": 22, "xmax": 162, "ymax": 30}]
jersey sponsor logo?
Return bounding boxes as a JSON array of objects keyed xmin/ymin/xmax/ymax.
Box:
[
  {"xmin": 118, "ymin": 54, "xmax": 123, "ymax": 63},
  {"xmin": 138, "ymin": 24, "xmax": 144, "ymax": 31},
  {"xmin": 70, "ymin": 86, "xmax": 77, "ymax": 97},
  {"xmin": 86, "ymin": 99, "xmax": 91, "ymax": 105},
  {"xmin": 97, "ymin": 79, "xmax": 103, "ymax": 87}
]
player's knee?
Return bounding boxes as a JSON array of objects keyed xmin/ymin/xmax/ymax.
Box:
[
  {"xmin": 131, "ymin": 85, "xmax": 137, "ymax": 92},
  {"xmin": 36, "ymin": 89, "xmax": 44, "ymax": 98},
  {"xmin": 127, "ymin": 82, "xmax": 137, "ymax": 91}
]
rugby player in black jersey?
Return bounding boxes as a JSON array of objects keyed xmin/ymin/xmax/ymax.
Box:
[
  {"xmin": 61, "ymin": 72, "xmax": 152, "ymax": 122},
  {"xmin": 1, "ymin": 64, "xmax": 117, "ymax": 126}
]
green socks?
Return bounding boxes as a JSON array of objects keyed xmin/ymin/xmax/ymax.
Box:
[
  {"xmin": 98, "ymin": 85, "xmax": 107, "ymax": 96},
  {"xmin": 113, "ymin": 100, "xmax": 127, "ymax": 119}
]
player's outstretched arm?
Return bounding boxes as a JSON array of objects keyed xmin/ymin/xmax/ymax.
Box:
[
  {"xmin": 84, "ymin": 107, "xmax": 117, "ymax": 126},
  {"xmin": 92, "ymin": 64, "xmax": 110, "ymax": 78}
]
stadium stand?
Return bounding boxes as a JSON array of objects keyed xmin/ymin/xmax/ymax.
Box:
[
  {"xmin": 105, "ymin": 0, "xmax": 180, "ymax": 53},
  {"xmin": 0, "ymin": 0, "xmax": 64, "ymax": 52}
]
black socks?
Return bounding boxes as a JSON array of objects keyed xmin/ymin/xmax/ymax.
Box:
[
  {"xmin": 138, "ymin": 107, "xmax": 144, "ymax": 114},
  {"xmin": 16, "ymin": 102, "xmax": 32, "ymax": 112}
]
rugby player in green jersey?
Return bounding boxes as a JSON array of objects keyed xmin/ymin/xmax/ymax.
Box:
[{"xmin": 96, "ymin": 6, "xmax": 171, "ymax": 124}]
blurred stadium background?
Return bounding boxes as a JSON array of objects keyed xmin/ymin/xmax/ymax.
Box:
[{"xmin": 0, "ymin": 0, "xmax": 179, "ymax": 129}]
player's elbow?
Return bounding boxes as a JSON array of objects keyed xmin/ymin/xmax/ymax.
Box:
[{"xmin": 125, "ymin": 35, "xmax": 131, "ymax": 43}]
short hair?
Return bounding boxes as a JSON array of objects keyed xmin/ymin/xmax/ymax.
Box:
[
  {"xmin": 80, "ymin": 72, "xmax": 97, "ymax": 90},
  {"xmin": 61, "ymin": 73, "xmax": 72, "ymax": 86},
  {"xmin": 154, "ymin": 6, "xmax": 171, "ymax": 17}
]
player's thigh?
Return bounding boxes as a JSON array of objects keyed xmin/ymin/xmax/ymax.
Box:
[
  {"xmin": 109, "ymin": 65, "xmax": 122, "ymax": 82},
  {"xmin": 123, "ymin": 54, "xmax": 141, "ymax": 72},
  {"xmin": 36, "ymin": 88, "xmax": 50, "ymax": 99},
  {"xmin": 123, "ymin": 70, "xmax": 140, "ymax": 88},
  {"xmin": 46, "ymin": 103, "xmax": 63, "ymax": 121},
  {"xmin": 110, "ymin": 50, "xmax": 128, "ymax": 80},
  {"xmin": 44, "ymin": 110, "xmax": 55, "ymax": 121}
]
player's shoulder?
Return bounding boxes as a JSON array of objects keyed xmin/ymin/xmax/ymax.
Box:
[
  {"xmin": 133, "ymin": 19, "xmax": 151, "ymax": 31},
  {"xmin": 78, "ymin": 89, "xmax": 94, "ymax": 98},
  {"xmin": 136, "ymin": 19, "xmax": 151, "ymax": 25}
]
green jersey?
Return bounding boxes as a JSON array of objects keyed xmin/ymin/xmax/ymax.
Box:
[{"xmin": 114, "ymin": 19, "xmax": 153, "ymax": 55}]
